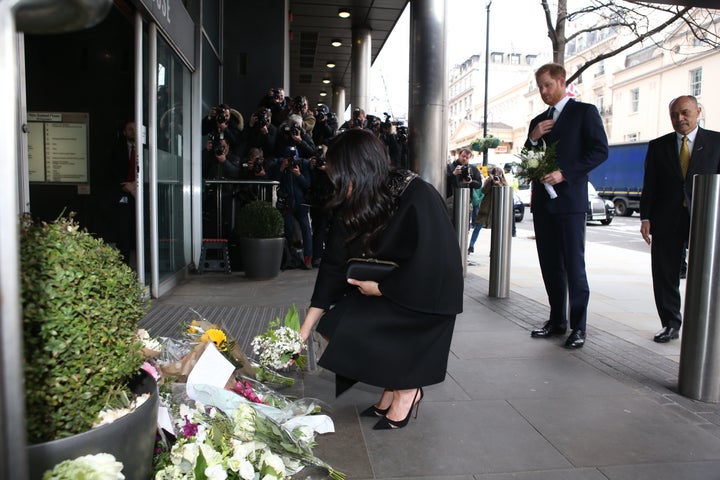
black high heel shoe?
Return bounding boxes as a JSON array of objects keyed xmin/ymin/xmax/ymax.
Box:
[
  {"xmin": 359, "ymin": 404, "xmax": 390, "ymax": 417},
  {"xmin": 372, "ymin": 388, "xmax": 423, "ymax": 430}
]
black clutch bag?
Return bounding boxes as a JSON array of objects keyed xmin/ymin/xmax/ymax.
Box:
[{"xmin": 346, "ymin": 258, "xmax": 399, "ymax": 282}]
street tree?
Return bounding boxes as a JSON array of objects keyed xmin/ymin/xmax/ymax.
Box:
[{"xmin": 541, "ymin": 0, "xmax": 720, "ymax": 83}]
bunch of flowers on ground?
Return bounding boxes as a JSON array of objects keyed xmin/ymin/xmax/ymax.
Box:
[
  {"xmin": 251, "ymin": 306, "xmax": 307, "ymax": 386},
  {"xmin": 154, "ymin": 399, "xmax": 344, "ymax": 480},
  {"xmin": 43, "ymin": 453, "xmax": 125, "ymax": 480},
  {"xmin": 516, "ymin": 140, "xmax": 560, "ymax": 199}
]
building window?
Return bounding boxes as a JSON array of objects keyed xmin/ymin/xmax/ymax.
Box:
[
  {"xmin": 491, "ymin": 52, "xmax": 503, "ymax": 63},
  {"xmin": 690, "ymin": 67, "xmax": 702, "ymax": 97},
  {"xmin": 597, "ymin": 95, "xmax": 604, "ymax": 112},
  {"xmin": 596, "ymin": 60, "xmax": 605, "ymax": 76},
  {"xmin": 509, "ymin": 54, "xmax": 520, "ymax": 65},
  {"xmin": 630, "ymin": 88, "xmax": 640, "ymax": 113}
]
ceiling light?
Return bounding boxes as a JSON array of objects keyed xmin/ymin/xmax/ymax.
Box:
[
  {"xmin": 322, "ymin": 78, "xmax": 331, "ymax": 84},
  {"xmin": 320, "ymin": 91, "xmax": 328, "ymax": 97},
  {"xmin": 331, "ymin": 39, "xmax": 342, "ymax": 47},
  {"xmin": 326, "ymin": 61, "xmax": 336, "ymax": 68},
  {"xmin": 338, "ymin": 8, "xmax": 351, "ymax": 18}
]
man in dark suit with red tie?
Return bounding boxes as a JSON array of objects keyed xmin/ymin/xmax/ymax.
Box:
[
  {"xmin": 107, "ymin": 119, "xmax": 137, "ymax": 265},
  {"xmin": 640, "ymin": 95, "xmax": 720, "ymax": 343},
  {"xmin": 526, "ymin": 63, "xmax": 608, "ymax": 349}
]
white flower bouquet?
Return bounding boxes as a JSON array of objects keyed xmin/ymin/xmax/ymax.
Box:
[
  {"xmin": 516, "ymin": 140, "xmax": 560, "ymax": 199},
  {"xmin": 251, "ymin": 306, "xmax": 307, "ymax": 386},
  {"xmin": 154, "ymin": 400, "xmax": 345, "ymax": 480}
]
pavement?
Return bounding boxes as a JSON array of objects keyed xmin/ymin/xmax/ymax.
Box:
[{"xmin": 142, "ymin": 218, "xmax": 720, "ymax": 480}]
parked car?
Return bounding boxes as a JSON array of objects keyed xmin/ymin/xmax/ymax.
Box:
[
  {"xmin": 587, "ymin": 182, "xmax": 615, "ymax": 225},
  {"xmin": 514, "ymin": 193, "xmax": 525, "ymax": 222}
]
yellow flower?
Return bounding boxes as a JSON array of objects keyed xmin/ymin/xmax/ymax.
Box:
[
  {"xmin": 201, "ymin": 328, "xmax": 228, "ymax": 350},
  {"xmin": 187, "ymin": 319, "xmax": 200, "ymax": 334}
]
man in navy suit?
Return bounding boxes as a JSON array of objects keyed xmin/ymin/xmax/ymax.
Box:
[
  {"xmin": 526, "ymin": 63, "xmax": 608, "ymax": 349},
  {"xmin": 640, "ymin": 95, "xmax": 720, "ymax": 343}
]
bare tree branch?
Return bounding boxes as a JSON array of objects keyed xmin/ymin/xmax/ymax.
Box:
[{"xmin": 565, "ymin": 5, "xmax": 692, "ymax": 84}]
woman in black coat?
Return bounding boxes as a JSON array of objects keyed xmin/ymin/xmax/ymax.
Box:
[{"xmin": 300, "ymin": 129, "xmax": 463, "ymax": 430}]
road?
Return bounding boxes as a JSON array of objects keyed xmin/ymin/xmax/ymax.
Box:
[{"xmin": 515, "ymin": 210, "xmax": 650, "ymax": 253}]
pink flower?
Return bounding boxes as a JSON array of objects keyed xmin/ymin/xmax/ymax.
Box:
[
  {"xmin": 231, "ymin": 380, "xmax": 265, "ymax": 404},
  {"xmin": 141, "ymin": 361, "xmax": 160, "ymax": 380},
  {"xmin": 181, "ymin": 415, "xmax": 199, "ymax": 437}
]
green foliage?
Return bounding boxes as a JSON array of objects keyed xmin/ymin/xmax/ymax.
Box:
[
  {"xmin": 235, "ymin": 200, "xmax": 284, "ymax": 239},
  {"xmin": 470, "ymin": 135, "xmax": 501, "ymax": 152},
  {"xmin": 20, "ymin": 213, "xmax": 148, "ymax": 443}
]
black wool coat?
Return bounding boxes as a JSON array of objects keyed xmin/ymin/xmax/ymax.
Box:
[{"xmin": 311, "ymin": 173, "xmax": 464, "ymax": 390}]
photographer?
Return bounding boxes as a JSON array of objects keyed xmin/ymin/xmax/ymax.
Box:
[
  {"xmin": 468, "ymin": 166, "xmax": 514, "ymax": 254},
  {"xmin": 241, "ymin": 147, "xmax": 266, "ymax": 180},
  {"xmin": 202, "ymin": 104, "xmax": 243, "ymax": 155},
  {"xmin": 274, "ymin": 114, "xmax": 316, "ymax": 159},
  {"xmin": 267, "ymin": 146, "xmax": 313, "ymax": 269},
  {"xmin": 312, "ymin": 104, "xmax": 338, "ymax": 147},
  {"xmin": 378, "ymin": 113, "xmax": 402, "ymax": 167},
  {"xmin": 258, "ymin": 87, "xmax": 289, "ymax": 127},
  {"xmin": 340, "ymin": 107, "xmax": 368, "ymax": 130},
  {"xmin": 201, "ymin": 137, "xmax": 242, "ymax": 239},
  {"xmin": 243, "ymin": 107, "xmax": 277, "ymax": 159},
  {"xmin": 446, "ymin": 147, "xmax": 482, "ymax": 193},
  {"xmin": 289, "ymin": 95, "xmax": 316, "ymax": 134},
  {"xmin": 307, "ymin": 145, "xmax": 334, "ymax": 267}
]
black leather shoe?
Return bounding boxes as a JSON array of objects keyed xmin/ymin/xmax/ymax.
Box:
[
  {"xmin": 531, "ymin": 321, "xmax": 567, "ymax": 338},
  {"xmin": 564, "ymin": 330, "xmax": 585, "ymax": 349},
  {"xmin": 654, "ymin": 326, "xmax": 680, "ymax": 343}
]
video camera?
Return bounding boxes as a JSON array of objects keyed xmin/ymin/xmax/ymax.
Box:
[
  {"xmin": 316, "ymin": 104, "xmax": 330, "ymax": 122},
  {"xmin": 460, "ymin": 164, "xmax": 472, "ymax": 182}
]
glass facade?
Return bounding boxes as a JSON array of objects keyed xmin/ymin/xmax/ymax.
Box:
[{"xmin": 155, "ymin": 35, "xmax": 191, "ymax": 280}]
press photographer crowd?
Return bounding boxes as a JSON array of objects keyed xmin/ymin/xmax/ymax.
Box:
[{"xmin": 201, "ymin": 89, "xmax": 408, "ymax": 270}]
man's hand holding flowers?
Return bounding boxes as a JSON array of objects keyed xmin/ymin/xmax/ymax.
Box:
[{"xmin": 516, "ymin": 140, "xmax": 560, "ymax": 199}]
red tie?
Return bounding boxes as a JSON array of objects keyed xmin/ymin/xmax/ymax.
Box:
[{"xmin": 128, "ymin": 145, "xmax": 136, "ymax": 182}]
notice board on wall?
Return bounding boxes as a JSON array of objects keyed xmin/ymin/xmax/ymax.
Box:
[{"xmin": 28, "ymin": 112, "xmax": 89, "ymax": 184}]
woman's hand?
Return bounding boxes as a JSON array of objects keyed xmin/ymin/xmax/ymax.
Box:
[
  {"xmin": 300, "ymin": 307, "xmax": 324, "ymax": 343},
  {"xmin": 347, "ymin": 278, "xmax": 381, "ymax": 296}
]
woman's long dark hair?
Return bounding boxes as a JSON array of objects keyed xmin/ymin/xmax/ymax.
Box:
[{"xmin": 324, "ymin": 129, "xmax": 396, "ymax": 254}]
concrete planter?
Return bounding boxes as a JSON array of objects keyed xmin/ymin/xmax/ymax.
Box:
[
  {"xmin": 239, "ymin": 237, "xmax": 284, "ymax": 279},
  {"xmin": 27, "ymin": 370, "xmax": 158, "ymax": 480}
]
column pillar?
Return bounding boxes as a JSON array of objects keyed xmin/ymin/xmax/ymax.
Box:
[
  {"xmin": 333, "ymin": 85, "xmax": 346, "ymax": 121},
  {"xmin": 350, "ymin": 26, "xmax": 371, "ymax": 112},
  {"xmin": 408, "ymin": 0, "xmax": 448, "ymax": 194}
]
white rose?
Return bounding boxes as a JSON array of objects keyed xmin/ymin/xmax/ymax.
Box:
[
  {"xmin": 204, "ymin": 464, "xmax": 228, "ymax": 480},
  {"xmin": 527, "ymin": 158, "xmax": 539, "ymax": 169}
]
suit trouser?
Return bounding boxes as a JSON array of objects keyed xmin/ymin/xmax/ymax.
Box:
[
  {"xmin": 533, "ymin": 211, "xmax": 589, "ymax": 331},
  {"xmin": 650, "ymin": 218, "xmax": 689, "ymax": 329}
]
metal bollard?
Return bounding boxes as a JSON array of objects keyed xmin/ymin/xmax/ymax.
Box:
[
  {"xmin": 454, "ymin": 187, "xmax": 470, "ymax": 277},
  {"xmin": 489, "ymin": 185, "xmax": 513, "ymax": 298},
  {"xmin": 678, "ymin": 174, "xmax": 720, "ymax": 403}
]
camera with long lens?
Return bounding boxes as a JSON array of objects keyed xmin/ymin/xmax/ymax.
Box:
[
  {"xmin": 272, "ymin": 88, "xmax": 280, "ymax": 100},
  {"xmin": 460, "ymin": 164, "xmax": 472, "ymax": 182},
  {"xmin": 214, "ymin": 106, "xmax": 228, "ymax": 125},
  {"xmin": 208, "ymin": 130, "xmax": 225, "ymax": 156},
  {"xmin": 315, "ymin": 147, "xmax": 325, "ymax": 167},
  {"xmin": 493, "ymin": 175, "xmax": 500, "ymax": 181},
  {"xmin": 256, "ymin": 108, "xmax": 270, "ymax": 128},
  {"xmin": 283, "ymin": 124, "xmax": 301, "ymax": 137}
]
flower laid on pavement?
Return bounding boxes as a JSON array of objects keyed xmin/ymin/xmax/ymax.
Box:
[
  {"xmin": 154, "ymin": 400, "xmax": 344, "ymax": 480},
  {"xmin": 43, "ymin": 453, "xmax": 125, "ymax": 480},
  {"xmin": 516, "ymin": 140, "xmax": 560, "ymax": 199},
  {"xmin": 251, "ymin": 306, "xmax": 307, "ymax": 386}
]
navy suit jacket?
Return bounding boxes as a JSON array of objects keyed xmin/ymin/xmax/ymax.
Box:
[
  {"xmin": 525, "ymin": 99, "xmax": 608, "ymax": 214},
  {"xmin": 640, "ymin": 127, "xmax": 720, "ymax": 235}
]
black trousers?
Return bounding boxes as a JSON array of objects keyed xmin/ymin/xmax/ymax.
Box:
[{"xmin": 650, "ymin": 213, "xmax": 690, "ymax": 329}]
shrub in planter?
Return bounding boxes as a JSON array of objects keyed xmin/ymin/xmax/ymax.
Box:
[
  {"xmin": 20, "ymin": 213, "xmax": 149, "ymax": 443},
  {"xmin": 235, "ymin": 200, "xmax": 285, "ymax": 279},
  {"xmin": 235, "ymin": 199, "xmax": 284, "ymax": 239}
]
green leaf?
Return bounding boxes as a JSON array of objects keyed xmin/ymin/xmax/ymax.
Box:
[{"xmin": 284, "ymin": 304, "xmax": 300, "ymax": 331}]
